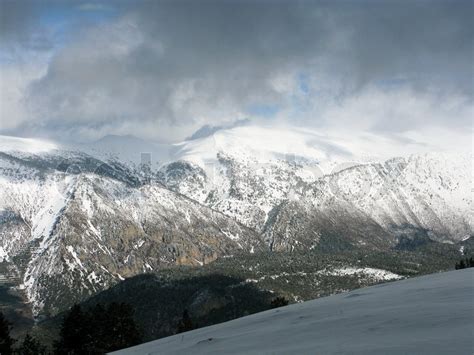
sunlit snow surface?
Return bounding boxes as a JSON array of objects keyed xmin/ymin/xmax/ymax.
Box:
[
  {"xmin": 171, "ymin": 124, "xmax": 462, "ymax": 174},
  {"xmin": 173, "ymin": 125, "xmax": 379, "ymax": 174},
  {"xmin": 0, "ymin": 135, "xmax": 58, "ymax": 153},
  {"xmin": 114, "ymin": 269, "xmax": 474, "ymax": 355}
]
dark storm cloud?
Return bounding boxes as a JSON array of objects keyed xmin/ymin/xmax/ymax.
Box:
[
  {"xmin": 0, "ymin": 0, "xmax": 35, "ymax": 39},
  {"xmin": 0, "ymin": 0, "xmax": 55, "ymax": 51},
  {"xmin": 122, "ymin": 0, "xmax": 473, "ymax": 94},
  {"xmin": 1, "ymin": 0, "xmax": 473, "ymax": 141},
  {"xmin": 341, "ymin": 0, "xmax": 473, "ymax": 94}
]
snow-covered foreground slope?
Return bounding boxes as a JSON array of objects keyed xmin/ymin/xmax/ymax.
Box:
[{"xmin": 114, "ymin": 269, "xmax": 474, "ymax": 355}]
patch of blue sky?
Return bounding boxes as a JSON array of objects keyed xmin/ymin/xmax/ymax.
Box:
[
  {"xmin": 246, "ymin": 103, "xmax": 280, "ymax": 118},
  {"xmin": 297, "ymin": 72, "xmax": 310, "ymax": 95},
  {"xmin": 289, "ymin": 73, "xmax": 314, "ymax": 116},
  {"xmin": 38, "ymin": 2, "xmax": 118, "ymax": 48}
]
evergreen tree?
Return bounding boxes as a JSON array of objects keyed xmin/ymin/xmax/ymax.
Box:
[
  {"xmin": 54, "ymin": 303, "xmax": 141, "ymax": 354},
  {"xmin": 102, "ymin": 303, "xmax": 142, "ymax": 352},
  {"xmin": 0, "ymin": 312, "xmax": 14, "ymax": 355},
  {"xmin": 54, "ymin": 304, "xmax": 89, "ymax": 355},
  {"xmin": 16, "ymin": 333, "xmax": 47, "ymax": 355},
  {"xmin": 177, "ymin": 310, "xmax": 193, "ymax": 333},
  {"xmin": 85, "ymin": 303, "xmax": 108, "ymax": 353},
  {"xmin": 454, "ymin": 257, "xmax": 474, "ymax": 270},
  {"xmin": 456, "ymin": 259, "xmax": 464, "ymax": 270},
  {"xmin": 270, "ymin": 296, "xmax": 289, "ymax": 308}
]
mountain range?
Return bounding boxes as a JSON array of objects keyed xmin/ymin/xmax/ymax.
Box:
[{"xmin": 0, "ymin": 124, "xmax": 471, "ymax": 321}]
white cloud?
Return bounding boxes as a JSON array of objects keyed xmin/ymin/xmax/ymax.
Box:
[
  {"xmin": 0, "ymin": 60, "xmax": 48, "ymax": 131},
  {"xmin": 0, "ymin": 0, "xmax": 471, "ymax": 152}
]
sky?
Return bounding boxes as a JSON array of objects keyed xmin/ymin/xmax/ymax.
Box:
[{"xmin": 0, "ymin": 0, "xmax": 472, "ymax": 149}]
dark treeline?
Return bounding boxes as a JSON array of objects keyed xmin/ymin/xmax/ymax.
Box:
[
  {"xmin": 54, "ymin": 303, "xmax": 141, "ymax": 354},
  {"xmin": 0, "ymin": 311, "xmax": 15, "ymax": 355},
  {"xmin": 176, "ymin": 309, "xmax": 194, "ymax": 334},
  {"xmin": 455, "ymin": 257, "xmax": 474, "ymax": 270},
  {"xmin": 0, "ymin": 311, "xmax": 47, "ymax": 355},
  {"xmin": 0, "ymin": 303, "xmax": 141, "ymax": 355},
  {"xmin": 1, "ymin": 294, "xmax": 289, "ymax": 354},
  {"xmin": 270, "ymin": 296, "xmax": 289, "ymax": 308}
]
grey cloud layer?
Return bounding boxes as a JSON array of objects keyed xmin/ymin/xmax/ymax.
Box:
[{"xmin": 1, "ymin": 0, "xmax": 473, "ymax": 141}]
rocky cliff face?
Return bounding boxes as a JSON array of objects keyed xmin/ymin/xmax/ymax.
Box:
[
  {"xmin": 159, "ymin": 152, "xmax": 472, "ymax": 251},
  {"xmin": 0, "ymin": 149, "xmax": 263, "ymax": 315},
  {"xmin": 262, "ymin": 154, "xmax": 472, "ymax": 251}
]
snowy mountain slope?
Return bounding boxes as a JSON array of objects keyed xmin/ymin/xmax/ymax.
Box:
[
  {"xmin": 0, "ymin": 140, "xmax": 264, "ymax": 315},
  {"xmin": 157, "ymin": 126, "xmax": 364, "ymax": 231},
  {"xmin": 0, "ymin": 135, "xmax": 58, "ymax": 154},
  {"xmin": 172, "ymin": 125, "xmax": 403, "ymax": 171},
  {"xmin": 114, "ymin": 269, "xmax": 474, "ymax": 355},
  {"xmin": 171, "ymin": 124, "xmax": 458, "ymax": 174},
  {"xmin": 23, "ymin": 175, "xmax": 263, "ymax": 315},
  {"xmin": 263, "ymin": 153, "xmax": 473, "ymax": 250},
  {"xmin": 158, "ymin": 126, "xmax": 472, "ymax": 244},
  {"xmin": 0, "ymin": 130, "xmax": 472, "ymax": 316}
]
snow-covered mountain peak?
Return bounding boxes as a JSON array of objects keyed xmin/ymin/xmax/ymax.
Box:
[
  {"xmin": 0, "ymin": 128, "xmax": 471, "ymax": 317},
  {"xmin": 174, "ymin": 125, "xmax": 379, "ymax": 174}
]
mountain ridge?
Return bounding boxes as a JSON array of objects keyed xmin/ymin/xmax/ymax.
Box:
[{"xmin": 0, "ymin": 130, "xmax": 471, "ymax": 318}]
